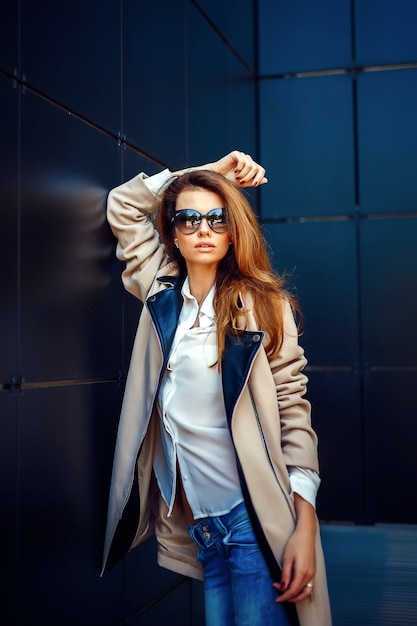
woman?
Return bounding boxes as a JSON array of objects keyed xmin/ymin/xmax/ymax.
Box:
[{"xmin": 102, "ymin": 151, "xmax": 332, "ymax": 626}]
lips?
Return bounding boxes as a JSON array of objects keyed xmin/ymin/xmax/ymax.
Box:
[{"xmin": 195, "ymin": 243, "xmax": 214, "ymax": 250}]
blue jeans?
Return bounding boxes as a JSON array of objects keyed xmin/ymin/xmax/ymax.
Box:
[{"xmin": 189, "ymin": 501, "xmax": 292, "ymax": 626}]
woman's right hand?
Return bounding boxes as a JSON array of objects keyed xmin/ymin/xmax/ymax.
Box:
[{"xmin": 209, "ymin": 150, "xmax": 268, "ymax": 188}]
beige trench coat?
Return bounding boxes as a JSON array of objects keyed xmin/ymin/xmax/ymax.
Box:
[{"xmin": 102, "ymin": 171, "xmax": 332, "ymax": 626}]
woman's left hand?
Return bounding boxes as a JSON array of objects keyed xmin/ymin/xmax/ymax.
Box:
[{"xmin": 273, "ymin": 494, "xmax": 317, "ymax": 603}]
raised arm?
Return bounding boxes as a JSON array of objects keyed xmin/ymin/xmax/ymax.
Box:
[
  {"xmin": 107, "ymin": 152, "xmax": 267, "ymax": 301},
  {"xmin": 107, "ymin": 171, "xmax": 172, "ymax": 302}
]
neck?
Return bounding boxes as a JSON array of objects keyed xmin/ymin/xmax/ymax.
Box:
[{"xmin": 187, "ymin": 268, "xmax": 216, "ymax": 304}]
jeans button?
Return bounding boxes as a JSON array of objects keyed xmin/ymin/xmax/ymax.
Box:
[{"xmin": 201, "ymin": 525, "xmax": 211, "ymax": 539}]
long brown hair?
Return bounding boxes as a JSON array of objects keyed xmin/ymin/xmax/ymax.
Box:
[{"xmin": 156, "ymin": 169, "xmax": 299, "ymax": 363}]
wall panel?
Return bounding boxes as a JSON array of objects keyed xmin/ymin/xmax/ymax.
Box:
[
  {"xmin": 17, "ymin": 384, "xmax": 123, "ymax": 624},
  {"xmin": 357, "ymin": 69, "xmax": 417, "ymax": 214},
  {"xmin": 0, "ymin": 74, "xmax": 18, "ymax": 382},
  {"xmin": 363, "ymin": 372, "xmax": 417, "ymax": 523},
  {"xmin": 307, "ymin": 371, "xmax": 363, "ymax": 522},
  {"xmin": 0, "ymin": 393, "xmax": 18, "ymax": 625},
  {"xmin": 360, "ymin": 218, "xmax": 417, "ymax": 366},
  {"xmin": 187, "ymin": 2, "xmax": 256, "ymax": 165},
  {"xmin": 20, "ymin": 0, "xmax": 121, "ymax": 132},
  {"xmin": 258, "ymin": 0, "xmax": 352, "ymax": 75},
  {"xmin": 123, "ymin": 0, "xmax": 187, "ymax": 167},
  {"xmin": 224, "ymin": 54, "xmax": 257, "ymax": 158},
  {"xmin": 20, "ymin": 92, "xmax": 121, "ymax": 383},
  {"xmin": 260, "ymin": 74, "xmax": 355, "ymax": 218},
  {"xmin": 0, "ymin": 0, "xmax": 18, "ymax": 73},
  {"xmin": 355, "ymin": 0, "xmax": 417, "ymax": 66},
  {"xmin": 264, "ymin": 220, "xmax": 359, "ymax": 366},
  {"xmin": 195, "ymin": 0, "xmax": 256, "ymax": 71}
]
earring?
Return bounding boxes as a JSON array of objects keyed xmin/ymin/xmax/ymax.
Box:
[{"xmin": 174, "ymin": 239, "xmax": 179, "ymax": 248}]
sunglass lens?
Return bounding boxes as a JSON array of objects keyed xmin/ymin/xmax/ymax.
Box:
[
  {"xmin": 207, "ymin": 209, "xmax": 228, "ymax": 233},
  {"xmin": 176, "ymin": 211, "xmax": 201, "ymax": 233}
]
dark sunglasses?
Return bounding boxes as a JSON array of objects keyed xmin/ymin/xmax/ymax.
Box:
[{"xmin": 171, "ymin": 208, "xmax": 228, "ymax": 234}]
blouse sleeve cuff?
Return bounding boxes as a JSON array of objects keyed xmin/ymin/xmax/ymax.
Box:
[
  {"xmin": 144, "ymin": 169, "xmax": 172, "ymax": 195},
  {"xmin": 288, "ymin": 467, "xmax": 321, "ymax": 509}
]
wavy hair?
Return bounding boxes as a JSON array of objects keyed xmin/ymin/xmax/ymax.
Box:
[{"xmin": 156, "ymin": 169, "xmax": 299, "ymax": 363}]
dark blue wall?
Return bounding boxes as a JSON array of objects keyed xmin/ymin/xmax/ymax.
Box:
[
  {"xmin": 0, "ymin": 1, "xmax": 256, "ymax": 624},
  {"xmin": 258, "ymin": 0, "xmax": 417, "ymax": 525},
  {"xmin": 2, "ymin": 0, "xmax": 417, "ymax": 624}
]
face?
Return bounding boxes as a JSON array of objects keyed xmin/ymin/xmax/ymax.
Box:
[{"xmin": 173, "ymin": 188, "xmax": 231, "ymax": 273}]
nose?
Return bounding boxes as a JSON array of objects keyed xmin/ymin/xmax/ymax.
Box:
[{"xmin": 197, "ymin": 217, "xmax": 211, "ymax": 235}]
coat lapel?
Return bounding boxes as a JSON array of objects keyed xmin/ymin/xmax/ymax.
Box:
[
  {"xmin": 146, "ymin": 276, "xmax": 184, "ymax": 365},
  {"xmin": 221, "ymin": 330, "xmax": 264, "ymax": 426}
]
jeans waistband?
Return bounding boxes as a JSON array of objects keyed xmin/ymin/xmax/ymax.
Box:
[{"xmin": 189, "ymin": 500, "xmax": 246, "ymax": 528}]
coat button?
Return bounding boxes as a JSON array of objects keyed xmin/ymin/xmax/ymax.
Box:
[
  {"xmin": 148, "ymin": 295, "xmax": 156, "ymax": 302},
  {"xmin": 252, "ymin": 333, "xmax": 261, "ymax": 342}
]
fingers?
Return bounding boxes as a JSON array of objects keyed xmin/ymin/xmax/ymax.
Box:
[
  {"xmin": 292, "ymin": 581, "xmax": 315, "ymax": 603},
  {"xmin": 273, "ymin": 579, "xmax": 315, "ymax": 604},
  {"xmin": 231, "ymin": 150, "xmax": 268, "ymax": 187},
  {"xmin": 273, "ymin": 549, "xmax": 315, "ymax": 603},
  {"xmin": 212, "ymin": 150, "xmax": 268, "ymax": 187}
]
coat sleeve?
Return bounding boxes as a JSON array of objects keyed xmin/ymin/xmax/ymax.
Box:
[
  {"xmin": 268, "ymin": 300, "xmax": 319, "ymax": 473},
  {"xmin": 106, "ymin": 170, "xmax": 173, "ymax": 302}
]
